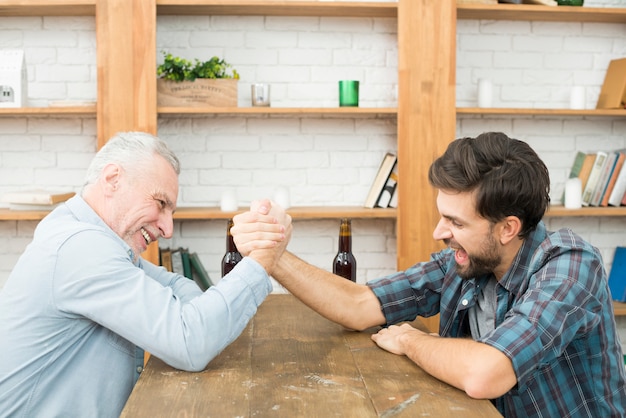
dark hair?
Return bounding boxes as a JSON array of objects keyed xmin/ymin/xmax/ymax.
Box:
[{"xmin": 428, "ymin": 132, "xmax": 550, "ymax": 238}]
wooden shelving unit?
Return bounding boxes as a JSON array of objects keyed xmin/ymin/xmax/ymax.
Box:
[{"xmin": 1, "ymin": 2, "xmax": 625, "ymax": 321}]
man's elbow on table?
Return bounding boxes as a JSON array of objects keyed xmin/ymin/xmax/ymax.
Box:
[{"xmin": 462, "ymin": 349, "xmax": 517, "ymax": 400}]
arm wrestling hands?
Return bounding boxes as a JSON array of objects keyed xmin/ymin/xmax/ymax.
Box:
[{"xmin": 230, "ymin": 199, "xmax": 292, "ymax": 275}]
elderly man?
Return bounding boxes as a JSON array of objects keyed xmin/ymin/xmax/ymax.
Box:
[{"xmin": 0, "ymin": 132, "xmax": 291, "ymax": 418}]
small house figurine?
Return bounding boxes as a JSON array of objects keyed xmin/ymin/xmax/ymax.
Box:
[{"xmin": 0, "ymin": 50, "xmax": 27, "ymax": 108}]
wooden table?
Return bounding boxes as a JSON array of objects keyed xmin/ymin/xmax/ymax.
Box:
[{"xmin": 121, "ymin": 294, "xmax": 501, "ymax": 417}]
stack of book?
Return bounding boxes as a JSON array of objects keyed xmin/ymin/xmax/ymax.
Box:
[
  {"xmin": 159, "ymin": 247, "xmax": 213, "ymax": 291},
  {"xmin": 364, "ymin": 153, "xmax": 398, "ymax": 209},
  {"xmin": 1, "ymin": 189, "xmax": 75, "ymax": 210},
  {"xmin": 566, "ymin": 150, "xmax": 626, "ymax": 207}
]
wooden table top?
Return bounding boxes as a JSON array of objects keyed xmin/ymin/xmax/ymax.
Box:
[{"xmin": 121, "ymin": 294, "xmax": 501, "ymax": 417}]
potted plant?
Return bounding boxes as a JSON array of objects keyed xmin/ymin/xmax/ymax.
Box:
[{"xmin": 156, "ymin": 51, "xmax": 240, "ymax": 107}]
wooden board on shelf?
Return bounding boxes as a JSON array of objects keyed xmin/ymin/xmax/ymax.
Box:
[
  {"xmin": 614, "ymin": 301, "xmax": 626, "ymax": 317},
  {"xmin": 158, "ymin": 106, "xmax": 397, "ymax": 117},
  {"xmin": 457, "ymin": 107, "xmax": 626, "ymax": 117},
  {"xmin": 0, "ymin": 0, "xmax": 95, "ymax": 16},
  {"xmin": 546, "ymin": 205, "xmax": 626, "ymax": 217},
  {"xmin": 156, "ymin": 1, "xmax": 397, "ymax": 18},
  {"xmin": 172, "ymin": 206, "xmax": 397, "ymax": 220},
  {"xmin": 457, "ymin": 4, "xmax": 626, "ymax": 23},
  {"xmin": 0, "ymin": 106, "xmax": 97, "ymax": 116}
]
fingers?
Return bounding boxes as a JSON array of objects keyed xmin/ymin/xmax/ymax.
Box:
[{"xmin": 231, "ymin": 200, "xmax": 292, "ymax": 260}]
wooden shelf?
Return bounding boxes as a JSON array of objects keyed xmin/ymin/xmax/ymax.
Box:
[
  {"xmin": 0, "ymin": 106, "xmax": 97, "ymax": 116},
  {"xmin": 458, "ymin": 4, "xmax": 626, "ymax": 23},
  {"xmin": 457, "ymin": 107, "xmax": 626, "ymax": 117},
  {"xmin": 174, "ymin": 206, "xmax": 396, "ymax": 220},
  {"xmin": 4, "ymin": 1, "xmax": 624, "ymax": 22},
  {"xmin": 546, "ymin": 205, "xmax": 626, "ymax": 217},
  {"xmin": 0, "ymin": 206, "xmax": 396, "ymax": 222},
  {"xmin": 156, "ymin": 1, "xmax": 397, "ymax": 17},
  {"xmin": 614, "ymin": 301, "xmax": 626, "ymax": 317},
  {"xmin": 0, "ymin": 209, "xmax": 52, "ymax": 221},
  {"xmin": 0, "ymin": 0, "xmax": 95, "ymax": 16},
  {"xmin": 158, "ymin": 106, "xmax": 397, "ymax": 117}
]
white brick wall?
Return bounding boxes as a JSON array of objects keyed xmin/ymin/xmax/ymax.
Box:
[{"xmin": 0, "ymin": 3, "xmax": 624, "ymax": 310}]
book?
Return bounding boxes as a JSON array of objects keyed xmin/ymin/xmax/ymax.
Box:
[
  {"xmin": 577, "ymin": 153, "xmax": 597, "ymax": 192},
  {"xmin": 189, "ymin": 252, "xmax": 213, "ymax": 291},
  {"xmin": 159, "ymin": 247, "xmax": 173, "ymax": 272},
  {"xmin": 600, "ymin": 151, "xmax": 626, "ymax": 207},
  {"xmin": 376, "ymin": 160, "xmax": 398, "ymax": 208},
  {"xmin": 388, "ymin": 170, "xmax": 399, "ymax": 209},
  {"xmin": 608, "ymin": 247, "xmax": 626, "ymax": 302},
  {"xmin": 590, "ymin": 151, "xmax": 618, "ymax": 206},
  {"xmin": 364, "ymin": 153, "xmax": 397, "ymax": 209},
  {"xmin": 170, "ymin": 248, "xmax": 186, "ymax": 278},
  {"xmin": 180, "ymin": 248, "xmax": 193, "ymax": 279},
  {"xmin": 2, "ymin": 189, "xmax": 75, "ymax": 205},
  {"xmin": 581, "ymin": 151, "xmax": 608, "ymax": 206},
  {"xmin": 596, "ymin": 57, "xmax": 626, "ymax": 110},
  {"xmin": 608, "ymin": 158, "xmax": 626, "ymax": 206}
]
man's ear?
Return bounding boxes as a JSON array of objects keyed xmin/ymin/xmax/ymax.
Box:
[
  {"xmin": 101, "ymin": 163, "xmax": 122, "ymax": 194},
  {"xmin": 499, "ymin": 216, "xmax": 522, "ymax": 245}
]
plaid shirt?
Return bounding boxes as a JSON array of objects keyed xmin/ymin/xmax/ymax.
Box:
[{"xmin": 368, "ymin": 221, "xmax": 626, "ymax": 417}]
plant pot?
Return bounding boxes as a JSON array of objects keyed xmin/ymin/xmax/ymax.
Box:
[{"xmin": 157, "ymin": 78, "xmax": 238, "ymax": 107}]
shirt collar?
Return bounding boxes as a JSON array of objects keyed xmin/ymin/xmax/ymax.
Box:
[
  {"xmin": 497, "ymin": 221, "xmax": 548, "ymax": 294},
  {"xmin": 64, "ymin": 194, "xmax": 136, "ymax": 261}
]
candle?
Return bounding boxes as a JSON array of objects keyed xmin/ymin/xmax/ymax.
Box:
[
  {"xmin": 564, "ymin": 178, "xmax": 582, "ymax": 209},
  {"xmin": 477, "ymin": 79, "xmax": 493, "ymax": 108},
  {"xmin": 570, "ymin": 86, "xmax": 585, "ymax": 110}
]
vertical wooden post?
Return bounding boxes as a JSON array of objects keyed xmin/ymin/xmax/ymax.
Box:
[
  {"xmin": 397, "ymin": 0, "xmax": 457, "ymax": 331},
  {"xmin": 96, "ymin": 0, "xmax": 159, "ymax": 264}
]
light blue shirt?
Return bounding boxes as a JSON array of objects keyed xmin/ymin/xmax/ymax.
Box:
[{"xmin": 0, "ymin": 196, "xmax": 272, "ymax": 418}]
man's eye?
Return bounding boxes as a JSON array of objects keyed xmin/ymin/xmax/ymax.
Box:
[{"xmin": 157, "ymin": 199, "xmax": 166, "ymax": 208}]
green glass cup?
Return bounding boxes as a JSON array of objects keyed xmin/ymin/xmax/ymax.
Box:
[
  {"xmin": 556, "ymin": 0, "xmax": 583, "ymax": 5},
  {"xmin": 339, "ymin": 80, "xmax": 359, "ymax": 107}
]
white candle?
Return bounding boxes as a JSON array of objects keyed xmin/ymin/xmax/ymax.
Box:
[
  {"xmin": 478, "ymin": 79, "xmax": 493, "ymax": 108},
  {"xmin": 569, "ymin": 86, "xmax": 585, "ymax": 110},
  {"xmin": 220, "ymin": 190, "xmax": 238, "ymax": 212},
  {"xmin": 564, "ymin": 178, "xmax": 582, "ymax": 209},
  {"xmin": 273, "ymin": 187, "xmax": 291, "ymax": 209}
]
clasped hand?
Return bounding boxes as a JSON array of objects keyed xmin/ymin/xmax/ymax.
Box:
[{"xmin": 231, "ymin": 199, "xmax": 292, "ymax": 274}]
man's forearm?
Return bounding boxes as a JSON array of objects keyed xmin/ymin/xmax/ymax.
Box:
[
  {"xmin": 272, "ymin": 251, "xmax": 385, "ymax": 331},
  {"xmin": 394, "ymin": 327, "xmax": 517, "ymax": 399}
]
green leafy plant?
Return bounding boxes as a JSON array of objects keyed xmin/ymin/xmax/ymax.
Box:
[{"xmin": 157, "ymin": 51, "xmax": 240, "ymax": 82}]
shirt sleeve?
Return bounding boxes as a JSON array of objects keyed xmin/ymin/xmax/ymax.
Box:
[
  {"xmin": 367, "ymin": 249, "xmax": 452, "ymax": 325},
  {"xmin": 52, "ymin": 229, "xmax": 272, "ymax": 372}
]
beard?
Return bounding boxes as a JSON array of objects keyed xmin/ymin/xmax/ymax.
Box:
[{"xmin": 448, "ymin": 234, "xmax": 501, "ymax": 280}]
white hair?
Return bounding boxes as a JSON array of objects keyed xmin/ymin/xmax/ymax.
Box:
[{"xmin": 83, "ymin": 132, "xmax": 180, "ymax": 188}]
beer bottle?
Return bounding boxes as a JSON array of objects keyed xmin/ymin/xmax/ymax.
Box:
[
  {"xmin": 221, "ymin": 219, "xmax": 242, "ymax": 277},
  {"xmin": 333, "ymin": 218, "xmax": 356, "ymax": 282}
]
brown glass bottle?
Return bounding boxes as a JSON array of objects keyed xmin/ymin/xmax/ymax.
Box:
[
  {"xmin": 332, "ymin": 218, "xmax": 357, "ymax": 282},
  {"xmin": 221, "ymin": 219, "xmax": 242, "ymax": 277}
]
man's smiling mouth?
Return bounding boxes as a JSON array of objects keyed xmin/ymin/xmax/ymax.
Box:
[{"xmin": 141, "ymin": 228, "xmax": 152, "ymax": 245}]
